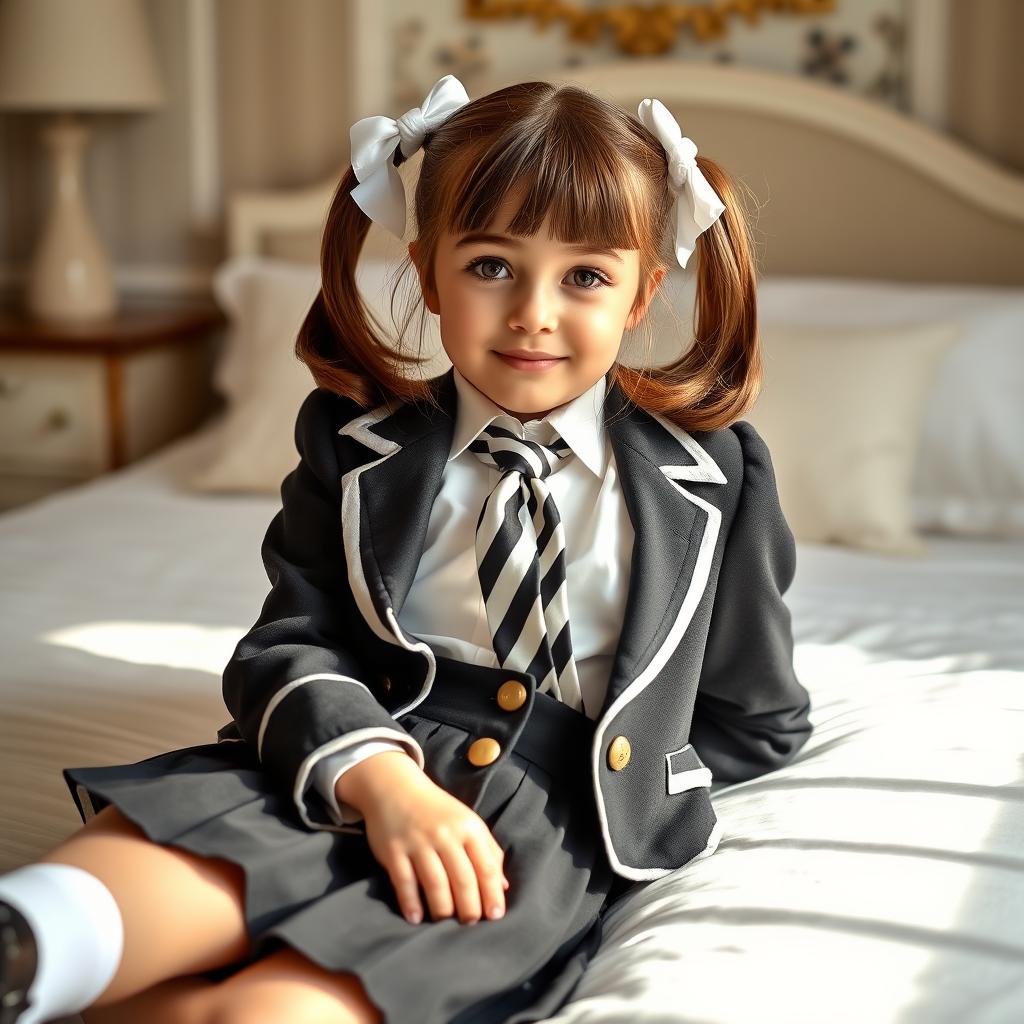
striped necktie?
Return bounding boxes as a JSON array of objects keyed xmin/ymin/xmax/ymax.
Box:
[{"xmin": 469, "ymin": 421, "xmax": 585, "ymax": 714}]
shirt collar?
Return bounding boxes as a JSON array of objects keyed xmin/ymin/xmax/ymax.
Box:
[{"xmin": 448, "ymin": 365, "xmax": 607, "ymax": 477}]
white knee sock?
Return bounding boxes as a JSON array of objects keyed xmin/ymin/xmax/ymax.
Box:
[{"xmin": 0, "ymin": 862, "xmax": 124, "ymax": 1024}]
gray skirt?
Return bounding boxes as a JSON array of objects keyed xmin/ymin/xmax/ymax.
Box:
[{"xmin": 62, "ymin": 660, "xmax": 646, "ymax": 1024}]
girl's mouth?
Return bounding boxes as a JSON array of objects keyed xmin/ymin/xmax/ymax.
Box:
[{"xmin": 494, "ymin": 352, "xmax": 567, "ymax": 372}]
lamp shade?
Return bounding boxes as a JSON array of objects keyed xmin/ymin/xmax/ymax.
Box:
[{"xmin": 0, "ymin": 0, "xmax": 165, "ymax": 112}]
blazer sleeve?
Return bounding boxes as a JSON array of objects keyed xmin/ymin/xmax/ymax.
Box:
[
  {"xmin": 688, "ymin": 420, "xmax": 813, "ymax": 783},
  {"xmin": 221, "ymin": 387, "xmax": 426, "ymax": 831}
]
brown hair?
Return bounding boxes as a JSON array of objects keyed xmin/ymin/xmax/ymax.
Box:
[{"xmin": 295, "ymin": 80, "xmax": 761, "ymax": 432}]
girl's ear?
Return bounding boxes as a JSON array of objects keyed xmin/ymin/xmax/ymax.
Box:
[
  {"xmin": 625, "ymin": 265, "xmax": 667, "ymax": 331},
  {"xmin": 408, "ymin": 240, "xmax": 441, "ymax": 314}
]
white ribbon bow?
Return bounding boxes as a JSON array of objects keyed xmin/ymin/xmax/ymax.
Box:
[
  {"xmin": 350, "ymin": 74, "xmax": 472, "ymax": 239},
  {"xmin": 637, "ymin": 98, "xmax": 726, "ymax": 268}
]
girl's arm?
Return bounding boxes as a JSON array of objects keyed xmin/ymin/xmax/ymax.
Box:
[
  {"xmin": 221, "ymin": 387, "xmax": 428, "ymax": 831},
  {"xmin": 688, "ymin": 420, "xmax": 813, "ymax": 783}
]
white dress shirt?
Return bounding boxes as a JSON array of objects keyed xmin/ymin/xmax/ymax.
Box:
[{"xmin": 306, "ymin": 366, "xmax": 635, "ymax": 825}]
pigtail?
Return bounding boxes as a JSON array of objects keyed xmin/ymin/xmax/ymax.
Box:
[
  {"xmin": 613, "ymin": 156, "xmax": 763, "ymax": 434},
  {"xmin": 294, "ymin": 165, "xmax": 433, "ymax": 411}
]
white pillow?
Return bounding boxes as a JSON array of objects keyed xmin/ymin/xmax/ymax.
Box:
[
  {"xmin": 756, "ymin": 277, "xmax": 1024, "ymax": 540},
  {"xmin": 909, "ymin": 303, "xmax": 1024, "ymax": 538},
  {"xmin": 635, "ymin": 274, "xmax": 1024, "ymax": 539},
  {"xmin": 188, "ymin": 258, "xmax": 322, "ymax": 493},
  {"xmin": 208, "ymin": 257, "xmax": 320, "ymax": 403},
  {"xmin": 188, "ymin": 256, "xmax": 449, "ymax": 494},
  {"xmin": 743, "ymin": 321, "xmax": 962, "ymax": 556}
]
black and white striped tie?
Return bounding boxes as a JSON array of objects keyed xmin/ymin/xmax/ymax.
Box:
[{"xmin": 469, "ymin": 422, "xmax": 585, "ymax": 713}]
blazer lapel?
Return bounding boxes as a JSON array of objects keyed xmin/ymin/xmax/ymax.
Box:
[
  {"xmin": 597, "ymin": 381, "xmax": 728, "ymax": 722},
  {"xmin": 338, "ymin": 366, "xmax": 730, "ymax": 727},
  {"xmin": 337, "ymin": 369, "xmax": 457, "ymax": 638}
]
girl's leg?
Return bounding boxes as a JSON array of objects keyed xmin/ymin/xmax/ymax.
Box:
[
  {"xmin": 35, "ymin": 803, "xmax": 252, "ymax": 1007},
  {"xmin": 80, "ymin": 975, "xmax": 217, "ymax": 1024},
  {"xmin": 82, "ymin": 948, "xmax": 381, "ymax": 1024},
  {"xmin": 199, "ymin": 946, "xmax": 382, "ymax": 1024}
]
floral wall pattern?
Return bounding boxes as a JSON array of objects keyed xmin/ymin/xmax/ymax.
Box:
[{"xmin": 389, "ymin": 0, "xmax": 914, "ymax": 115}]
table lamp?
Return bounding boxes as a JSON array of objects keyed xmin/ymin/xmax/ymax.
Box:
[{"xmin": 0, "ymin": 0, "xmax": 165, "ymax": 321}]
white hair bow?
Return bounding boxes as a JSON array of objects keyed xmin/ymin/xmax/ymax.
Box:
[
  {"xmin": 637, "ymin": 98, "xmax": 726, "ymax": 269},
  {"xmin": 349, "ymin": 74, "xmax": 472, "ymax": 239}
]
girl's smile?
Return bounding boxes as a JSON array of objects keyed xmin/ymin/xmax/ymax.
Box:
[{"xmin": 494, "ymin": 351, "xmax": 568, "ymax": 372}]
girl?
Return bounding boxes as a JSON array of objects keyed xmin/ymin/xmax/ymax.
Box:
[{"xmin": 0, "ymin": 74, "xmax": 813, "ymax": 1024}]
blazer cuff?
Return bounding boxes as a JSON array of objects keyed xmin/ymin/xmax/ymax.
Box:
[
  {"xmin": 288, "ymin": 717, "xmax": 425, "ymax": 831},
  {"xmin": 307, "ymin": 738, "xmax": 411, "ymax": 825},
  {"xmin": 249, "ymin": 670, "xmax": 424, "ymax": 831}
]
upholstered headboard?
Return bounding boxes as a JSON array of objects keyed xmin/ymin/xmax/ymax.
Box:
[{"xmin": 225, "ymin": 60, "xmax": 1024, "ymax": 287}]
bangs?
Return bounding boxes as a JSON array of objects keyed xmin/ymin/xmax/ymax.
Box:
[{"xmin": 442, "ymin": 122, "xmax": 650, "ymax": 252}]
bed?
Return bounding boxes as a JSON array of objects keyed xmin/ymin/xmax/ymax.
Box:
[{"xmin": 3, "ymin": 60, "xmax": 1023, "ymax": 1023}]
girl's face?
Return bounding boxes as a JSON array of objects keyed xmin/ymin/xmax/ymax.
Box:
[{"xmin": 410, "ymin": 197, "xmax": 665, "ymax": 421}]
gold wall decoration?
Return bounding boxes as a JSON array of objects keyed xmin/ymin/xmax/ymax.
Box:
[{"xmin": 464, "ymin": 0, "xmax": 836, "ymax": 57}]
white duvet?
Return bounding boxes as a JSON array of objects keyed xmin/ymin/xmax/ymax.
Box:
[{"xmin": 1, "ymin": 422, "xmax": 1021, "ymax": 1023}]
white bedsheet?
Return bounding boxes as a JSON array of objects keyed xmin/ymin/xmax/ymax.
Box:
[
  {"xmin": 551, "ymin": 540, "xmax": 1024, "ymax": 1021},
  {"xmin": 1, "ymin": 421, "xmax": 1022, "ymax": 1023}
]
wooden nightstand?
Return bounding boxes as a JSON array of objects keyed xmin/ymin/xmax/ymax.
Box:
[{"xmin": 0, "ymin": 296, "xmax": 227, "ymax": 511}]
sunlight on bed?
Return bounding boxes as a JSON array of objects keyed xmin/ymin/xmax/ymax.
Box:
[{"xmin": 43, "ymin": 620, "xmax": 241, "ymax": 673}]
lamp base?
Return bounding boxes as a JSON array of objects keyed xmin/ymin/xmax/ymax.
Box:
[{"xmin": 27, "ymin": 112, "xmax": 118, "ymax": 322}]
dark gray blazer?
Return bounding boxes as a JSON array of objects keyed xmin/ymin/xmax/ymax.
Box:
[{"xmin": 216, "ymin": 367, "xmax": 813, "ymax": 881}]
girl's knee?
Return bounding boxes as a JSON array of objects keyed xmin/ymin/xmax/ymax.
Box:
[
  {"xmin": 204, "ymin": 988, "xmax": 380, "ymax": 1024},
  {"xmin": 203, "ymin": 947, "xmax": 382, "ymax": 1024},
  {"xmin": 41, "ymin": 804, "xmax": 142, "ymax": 854},
  {"xmin": 42, "ymin": 804, "xmax": 152, "ymax": 866},
  {"xmin": 80, "ymin": 974, "xmax": 220, "ymax": 1024}
]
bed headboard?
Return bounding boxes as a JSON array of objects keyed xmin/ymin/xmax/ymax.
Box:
[{"xmin": 226, "ymin": 60, "xmax": 1024, "ymax": 287}]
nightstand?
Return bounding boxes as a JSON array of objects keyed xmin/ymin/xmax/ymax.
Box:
[{"xmin": 0, "ymin": 296, "xmax": 227, "ymax": 512}]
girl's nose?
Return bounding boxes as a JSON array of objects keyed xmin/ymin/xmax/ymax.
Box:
[{"xmin": 507, "ymin": 284, "xmax": 559, "ymax": 335}]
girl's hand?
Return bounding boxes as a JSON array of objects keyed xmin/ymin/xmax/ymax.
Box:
[{"xmin": 338, "ymin": 751, "xmax": 511, "ymax": 926}]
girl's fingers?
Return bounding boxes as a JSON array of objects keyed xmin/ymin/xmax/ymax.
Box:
[
  {"xmin": 387, "ymin": 852, "xmax": 425, "ymax": 924},
  {"xmin": 463, "ymin": 832, "xmax": 506, "ymax": 921},
  {"xmin": 382, "ymin": 815, "xmax": 510, "ymax": 925},
  {"xmin": 409, "ymin": 845, "xmax": 455, "ymax": 922},
  {"xmin": 437, "ymin": 841, "xmax": 486, "ymax": 924}
]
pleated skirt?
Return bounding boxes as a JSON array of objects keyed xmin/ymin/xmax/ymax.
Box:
[{"xmin": 62, "ymin": 660, "xmax": 646, "ymax": 1024}]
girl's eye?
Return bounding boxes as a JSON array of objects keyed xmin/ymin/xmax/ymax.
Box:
[
  {"xmin": 463, "ymin": 256, "xmax": 611, "ymax": 291},
  {"xmin": 466, "ymin": 257, "xmax": 508, "ymax": 282}
]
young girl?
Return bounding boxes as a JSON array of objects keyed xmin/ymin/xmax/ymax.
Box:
[{"xmin": 0, "ymin": 74, "xmax": 813, "ymax": 1024}]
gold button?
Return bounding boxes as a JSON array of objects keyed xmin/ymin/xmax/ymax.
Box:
[
  {"xmin": 467, "ymin": 737, "xmax": 501, "ymax": 766},
  {"xmin": 496, "ymin": 679, "xmax": 527, "ymax": 712},
  {"xmin": 607, "ymin": 735, "xmax": 631, "ymax": 771}
]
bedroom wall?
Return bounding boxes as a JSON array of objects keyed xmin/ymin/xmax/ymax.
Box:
[{"xmin": 0, "ymin": 0, "xmax": 1021, "ymax": 300}]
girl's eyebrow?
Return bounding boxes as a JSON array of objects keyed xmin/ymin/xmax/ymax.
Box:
[{"xmin": 454, "ymin": 231, "xmax": 624, "ymax": 265}]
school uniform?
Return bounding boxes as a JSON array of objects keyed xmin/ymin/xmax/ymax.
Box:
[
  {"xmin": 306, "ymin": 365, "xmax": 634, "ymax": 828},
  {"xmin": 62, "ymin": 364, "xmax": 813, "ymax": 1023}
]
